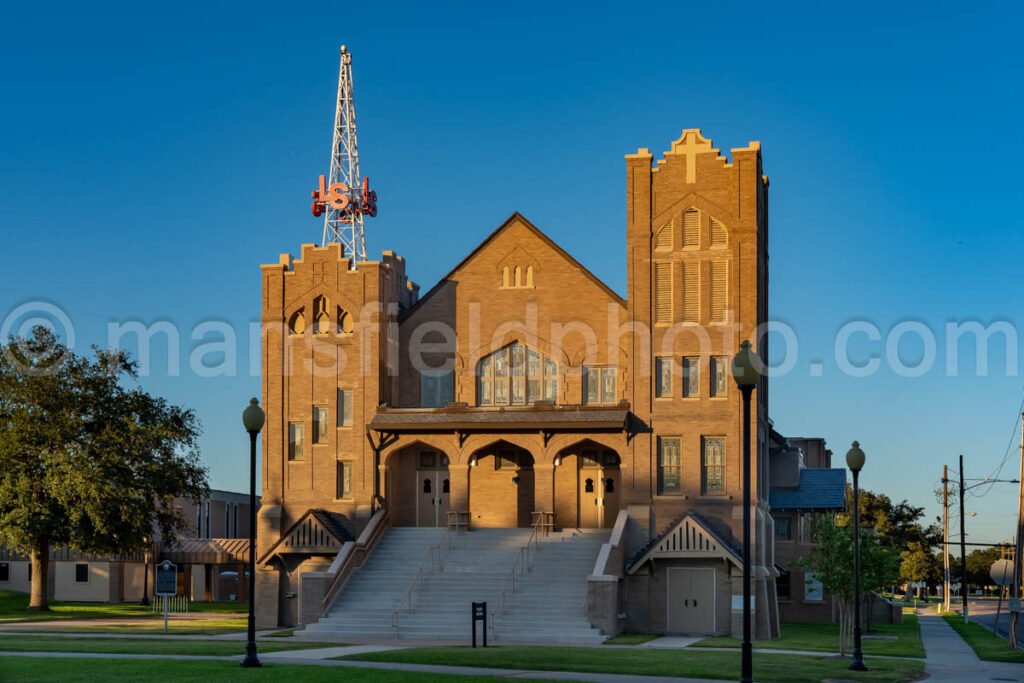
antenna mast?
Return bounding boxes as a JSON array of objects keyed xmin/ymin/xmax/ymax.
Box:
[{"xmin": 311, "ymin": 45, "xmax": 376, "ymax": 266}]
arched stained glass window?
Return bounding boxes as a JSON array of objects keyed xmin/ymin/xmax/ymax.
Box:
[{"xmin": 477, "ymin": 342, "xmax": 557, "ymax": 406}]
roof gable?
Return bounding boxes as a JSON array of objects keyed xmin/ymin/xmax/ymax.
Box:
[
  {"xmin": 627, "ymin": 512, "xmax": 742, "ymax": 574},
  {"xmin": 402, "ymin": 212, "xmax": 624, "ymax": 320},
  {"xmin": 258, "ymin": 509, "xmax": 354, "ymax": 565}
]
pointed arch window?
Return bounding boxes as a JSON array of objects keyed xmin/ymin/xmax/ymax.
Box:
[
  {"xmin": 337, "ymin": 306, "xmax": 354, "ymax": 334},
  {"xmin": 313, "ymin": 296, "xmax": 330, "ymax": 335},
  {"xmin": 288, "ymin": 309, "xmax": 306, "ymax": 336},
  {"xmin": 477, "ymin": 342, "xmax": 557, "ymax": 406},
  {"xmin": 655, "ymin": 221, "xmax": 673, "ymax": 251},
  {"xmin": 710, "ymin": 217, "xmax": 728, "ymax": 248}
]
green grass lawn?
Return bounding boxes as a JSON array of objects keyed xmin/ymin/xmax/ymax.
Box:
[
  {"xmin": 341, "ymin": 646, "xmax": 925, "ymax": 683},
  {"xmin": 0, "ymin": 635, "xmax": 334, "ymax": 656},
  {"xmin": 0, "ymin": 657, "xmax": 560, "ymax": 682},
  {"xmin": 695, "ymin": 615, "xmax": 924, "ymax": 658},
  {"xmin": 0, "ymin": 589, "xmax": 246, "ymax": 624},
  {"xmin": 602, "ymin": 632, "xmax": 659, "ymax": 645},
  {"xmin": 941, "ymin": 614, "xmax": 1024, "ymax": 663},
  {"xmin": 35, "ymin": 616, "xmax": 249, "ymax": 635}
]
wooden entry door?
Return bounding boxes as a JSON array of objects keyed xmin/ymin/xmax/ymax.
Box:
[
  {"xmin": 667, "ymin": 568, "xmax": 716, "ymax": 634},
  {"xmin": 601, "ymin": 471, "xmax": 619, "ymax": 527},
  {"xmin": 579, "ymin": 468, "xmax": 619, "ymax": 529},
  {"xmin": 416, "ymin": 471, "xmax": 449, "ymax": 527},
  {"xmin": 578, "ymin": 470, "xmax": 600, "ymax": 528}
]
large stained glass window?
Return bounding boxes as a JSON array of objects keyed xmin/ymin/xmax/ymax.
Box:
[{"xmin": 477, "ymin": 342, "xmax": 557, "ymax": 406}]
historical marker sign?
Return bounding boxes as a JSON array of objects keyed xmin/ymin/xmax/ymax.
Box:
[{"xmin": 155, "ymin": 560, "xmax": 177, "ymax": 597}]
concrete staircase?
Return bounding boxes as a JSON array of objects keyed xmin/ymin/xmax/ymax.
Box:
[{"xmin": 301, "ymin": 526, "xmax": 609, "ymax": 644}]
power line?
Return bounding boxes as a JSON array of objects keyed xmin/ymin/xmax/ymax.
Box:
[{"xmin": 973, "ymin": 389, "xmax": 1024, "ymax": 499}]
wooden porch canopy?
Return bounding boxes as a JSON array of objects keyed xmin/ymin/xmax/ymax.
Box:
[
  {"xmin": 367, "ymin": 405, "xmax": 633, "ymax": 447},
  {"xmin": 160, "ymin": 538, "xmax": 250, "ymax": 565}
]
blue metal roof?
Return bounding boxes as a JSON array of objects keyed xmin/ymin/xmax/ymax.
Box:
[{"xmin": 769, "ymin": 468, "xmax": 846, "ymax": 510}]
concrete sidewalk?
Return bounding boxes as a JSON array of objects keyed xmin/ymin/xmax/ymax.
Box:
[
  {"xmin": 0, "ymin": 649, "xmax": 735, "ymax": 683},
  {"xmin": 919, "ymin": 612, "xmax": 1024, "ymax": 682},
  {"xmin": 265, "ymin": 656, "xmax": 736, "ymax": 682}
]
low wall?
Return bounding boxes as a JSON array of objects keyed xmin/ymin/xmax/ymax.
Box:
[
  {"xmin": 585, "ymin": 510, "xmax": 631, "ymax": 635},
  {"xmin": 298, "ymin": 508, "xmax": 389, "ymax": 627}
]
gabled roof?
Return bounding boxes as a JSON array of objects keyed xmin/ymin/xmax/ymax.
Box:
[
  {"xmin": 258, "ymin": 509, "xmax": 354, "ymax": 566},
  {"xmin": 627, "ymin": 512, "xmax": 743, "ymax": 574},
  {"xmin": 769, "ymin": 468, "xmax": 847, "ymax": 511},
  {"xmin": 401, "ymin": 212, "xmax": 625, "ymax": 321}
]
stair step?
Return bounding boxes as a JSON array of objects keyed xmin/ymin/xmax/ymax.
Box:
[{"xmin": 306, "ymin": 527, "xmax": 611, "ymax": 644}]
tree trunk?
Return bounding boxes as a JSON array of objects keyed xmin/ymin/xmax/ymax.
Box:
[
  {"xmin": 28, "ymin": 541, "xmax": 50, "ymax": 611},
  {"xmin": 865, "ymin": 593, "xmax": 875, "ymax": 633},
  {"xmin": 837, "ymin": 600, "xmax": 849, "ymax": 655}
]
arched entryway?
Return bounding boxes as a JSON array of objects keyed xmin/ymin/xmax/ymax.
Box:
[
  {"xmin": 385, "ymin": 443, "xmax": 451, "ymax": 527},
  {"xmin": 468, "ymin": 440, "xmax": 535, "ymax": 528},
  {"xmin": 553, "ymin": 441, "xmax": 621, "ymax": 529}
]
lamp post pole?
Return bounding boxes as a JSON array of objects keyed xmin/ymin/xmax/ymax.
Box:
[
  {"xmin": 731, "ymin": 340, "xmax": 761, "ymax": 683},
  {"xmin": 241, "ymin": 398, "xmax": 265, "ymax": 669},
  {"xmin": 847, "ymin": 441, "xmax": 867, "ymax": 672},
  {"xmin": 141, "ymin": 539, "xmax": 150, "ymax": 607}
]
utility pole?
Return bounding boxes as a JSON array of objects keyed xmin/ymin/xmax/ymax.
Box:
[
  {"xmin": 943, "ymin": 464, "xmax": 950, "ymax": 613},
  {"xmin": 1010, "ymin": 413, "xmax": 1023, "ymax": 649},
  {"xmin": 960, "ymin": 454, "xmax": 969, "ymax": 623}
]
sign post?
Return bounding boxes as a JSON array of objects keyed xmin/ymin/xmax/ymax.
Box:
[
  {"xmin": 471, "ymin": 601, "xmax": 487, "ymax": 648},
  {"xmin": 155, "ymin": 560, "xmax": 177, "ymax": 634},
  {"xmin": 991, "ymin": 559, "xmax": 1014, "ymax": 637}
]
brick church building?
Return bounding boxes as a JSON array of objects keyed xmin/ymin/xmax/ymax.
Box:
[{"xmin": 253, "ymin": 130, "xmax": 833, "ymax": 639}]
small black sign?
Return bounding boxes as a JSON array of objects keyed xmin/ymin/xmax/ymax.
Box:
[{"xmin": 471, "ymin": 601, "xmax": 487, "ymax": 648}]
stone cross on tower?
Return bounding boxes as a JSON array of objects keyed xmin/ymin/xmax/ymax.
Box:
[{"xmin": 668, "ymin": 129, "xmax": 715, "ymax": 183}]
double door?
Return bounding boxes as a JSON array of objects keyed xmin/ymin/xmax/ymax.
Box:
[
  {"xmin": 579, "ymin": 468, "xmax": 619, "ymax": 528},
  {"xmin": 667, "ymin": 567, "xmax": 716, "ymax": 634},
  {"xmin": 416, "ymin": 470, "xmax": 450, "ymax": 527}
]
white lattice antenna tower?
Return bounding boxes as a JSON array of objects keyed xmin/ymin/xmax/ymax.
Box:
[{"xmin": 311, "ymin": 45, "xmax": 376, "ymax": 267}]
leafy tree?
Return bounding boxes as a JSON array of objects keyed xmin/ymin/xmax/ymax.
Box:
[
  {"xmin": 797, "ymin": 515, "xmax": 899, "ymax": 654},
  {"xmin": 964, "ymin": 546, "xmax": 1012, "ymax": 587},
  {"xmin": 899, "ymin": 542, "xmax": 941, "ymax": 598},
  {"xmin": 861, "ymin": 532, "xmax": 901, "ymax": 630},
  {"xmin": 0, "ymin": 327, "xmax": 208, "ymax": 610},
  {"xmin": 840, "ymin": 486, "xmax": 941, "ymax": 550}
]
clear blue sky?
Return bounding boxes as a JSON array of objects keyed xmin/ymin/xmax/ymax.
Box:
[{"xmin": 2, "ymin": 1, "xmax": 1021, "ymax": 545}]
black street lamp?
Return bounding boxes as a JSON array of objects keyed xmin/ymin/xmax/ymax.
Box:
[
  {"xmin": 846, "ymin": 441, "xmax": 867, "ymax": 672},
  {"xmin": 241, "ymin": 398, "xmax": 265, "ymax": 669},
  {"xmin": 731, "ymin": 340, "xmax": 761, "ymax": 683}
]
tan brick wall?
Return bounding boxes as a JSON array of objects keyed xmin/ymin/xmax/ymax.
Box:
[
  {"xmin": 258, "ymin": 129, "xmax": 773, "ymax": 628},
  {"xmin": 467, "ymin": 453, "xmax": 534, "ymax": 528}
]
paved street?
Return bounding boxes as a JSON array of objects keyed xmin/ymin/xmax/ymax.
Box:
[{"xmin": 961, "ymin": 598, "xmax": 1024, "ymax": 650}]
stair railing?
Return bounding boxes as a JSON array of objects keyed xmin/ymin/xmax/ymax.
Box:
[
  {"xmin": 435, "ymin": 525, "xmax": 453, "ymax": 571},
  {"xmin": 391, "ymin": 527, "xmax": 453, "ymax": 638},
  {"xmin": 495, "ymin": 525, "xmax": 542, "ymax": 616}
]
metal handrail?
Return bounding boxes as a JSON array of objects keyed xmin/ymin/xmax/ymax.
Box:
[
  {"xmin": 436, "ymin": 525, "xmax": 453, "ymax": 569},
  {"xmin": 495, "ymin": 524, "xmax": 542, "ymax": 616},
  {"xmin": 391, "ymin": 527, "xmax": 452, "ymax": 638}
]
